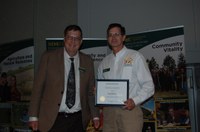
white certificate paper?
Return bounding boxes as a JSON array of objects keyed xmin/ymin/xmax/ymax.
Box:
[{"xmin": 96, "ymin": 79, "xmax": 129, "ymax": 106}]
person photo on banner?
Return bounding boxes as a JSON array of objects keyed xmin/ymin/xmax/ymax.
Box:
[
  {"xmin": 0, "ymin": 72, "xmax": 10, "ymax": 102},
  {"xmin": 8, "ymin": 75, "xmax": 21, "ymax": 102}
]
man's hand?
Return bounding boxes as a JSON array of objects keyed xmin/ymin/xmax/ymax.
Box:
[
  {"xmin": 123, "ymin": 98, "xmax": 135, "ymax": 110},
  {"xmin": 29, "ymin": 121, "xmax": 39, "ymax": 131},
  {"xmin": 93, "ymin": 118, "xmax": 100, "ymax": 130}
]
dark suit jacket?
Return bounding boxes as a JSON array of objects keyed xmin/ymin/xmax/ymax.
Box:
[{"xmin": 28, "ymin": 48, "xmax": 99, "ymax": 131}]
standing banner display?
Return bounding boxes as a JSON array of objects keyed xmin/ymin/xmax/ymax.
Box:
[
  {"xmin": 0, "ymin": 39, "xmax": 34, "ymax": 130},
  {"xmin": 46, "ymin": 26, "xmax": 191, "ymax": 132},
  {"xmin": 125, "ymin": 26, "xmax": 191, "ymax": 132},
  {"xmin": 0, "ymin": 39, "xmax": 34, "ymax": 101}
]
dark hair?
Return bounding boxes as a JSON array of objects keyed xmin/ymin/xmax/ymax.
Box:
[
  {"xmin": 64, "ymin": 25, "xmax": 83, "ymax": 38},
  {"xmin": 1, "ymin": 72, "xmax": 7, "ymax": 78},
  {"xmin": 107, "ymin": 23, "xmax": 126, "ymax": 37}
]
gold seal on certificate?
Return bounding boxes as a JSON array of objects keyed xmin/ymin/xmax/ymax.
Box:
[
  {"xmin": 95, "ymin": 79, "xmax": 129, "ymax": 106},
  {"xmin": 100, "ymin": 96, "xmax": 106, "ymax": 102}
]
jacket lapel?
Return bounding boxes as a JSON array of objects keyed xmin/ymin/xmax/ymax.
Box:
[{"xmin": 59, "ymin": 49, "xmax": 65, "ymax": 90}]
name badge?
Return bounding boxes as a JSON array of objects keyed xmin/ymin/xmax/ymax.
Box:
[{"xmin": 103, "ymin": 68, "xmax": 110, "ymax": 73}]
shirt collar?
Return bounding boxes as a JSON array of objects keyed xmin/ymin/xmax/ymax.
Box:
[
  {"xmin": 112, "ymin": 46, "xmax": 127, "ymax": 59},
  {"xmin": 64, "ymin": 48, "xmax": 79, "ymax": 60}
]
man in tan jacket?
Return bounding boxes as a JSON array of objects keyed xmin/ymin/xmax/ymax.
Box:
[{"xmin": 29, "ymin": 25, "xmax": 100, "ymax": 132}]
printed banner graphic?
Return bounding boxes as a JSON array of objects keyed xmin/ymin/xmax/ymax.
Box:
[
  {"xmin": 0, "ymin": 39, "xmax": 34, "ymax": 101},
  {"xmin": 125, "ymin": 26, "xmax": 190, "ymax": 132}
]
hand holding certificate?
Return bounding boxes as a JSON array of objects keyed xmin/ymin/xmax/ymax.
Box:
[{"xmin": 95, "ymin": 79, "xmax": 129, "ymax": 106}]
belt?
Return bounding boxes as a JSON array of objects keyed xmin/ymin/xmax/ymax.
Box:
[{"xmin": 58, "ymin": 111, "xmax": 81, "ymax": 117}]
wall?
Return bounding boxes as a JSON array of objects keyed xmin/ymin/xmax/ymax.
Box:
[
  {"xmin": 0, "ymin": 0, "xmax": 34, "ymax": 44},
  {"xmin": 0, "ymin": 0, "xmax": 77, "ymax": 70},
  {"xmin": 78, "ymin": 0, "xmax": 200, "ymax": 63}
]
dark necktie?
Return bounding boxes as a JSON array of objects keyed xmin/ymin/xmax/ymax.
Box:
[{"xmin": 66, "ymin": 58, "xmax": 76, "ymax": 109}]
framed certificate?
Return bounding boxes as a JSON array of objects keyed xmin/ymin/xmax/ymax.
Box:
[{"xmin": 95, "ymin": 79, "xmax": 129, "ymax": 106}]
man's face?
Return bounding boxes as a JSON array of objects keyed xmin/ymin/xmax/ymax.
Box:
[
  {"xmin": 107, "ymin": 27, "xmax": 126, "ymax": 49},
  {"xmin": 0, "ymin": 77, "xmax": 6, "ymax": 86},
  {"xmin": 0, "ymin": 77, "xmax": 3, "ymax": 85},
  {"xmin": 64, "ymin": 30, "xmax": 82, "ymax": 57},
  {"xmin": 169, "ymin": 108, "xmax": 174, "ymax": 116},
  {"xmin": 10, "ymin": 76, "xmax": 16, "ymax": 86}
]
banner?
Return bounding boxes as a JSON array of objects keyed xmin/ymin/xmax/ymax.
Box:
[
  {"xmin": 0, "ymin": 39, "xmax": 34, "ymax": 101},
  {"xmin": 125, "ymin": 26, "xmax": 191, "ymax": 132},
  {"xmin": 0, "ymin": 39, "xmax": 34, "ymax": 130}
]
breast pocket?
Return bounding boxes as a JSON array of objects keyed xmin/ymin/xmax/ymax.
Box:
[{"xmin": 122, "ymin": 66, "xmax": 132, "ymax": 80}]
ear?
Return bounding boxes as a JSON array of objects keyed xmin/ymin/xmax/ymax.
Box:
[
  {"xmin": 123, "ymin": 35, "xmax": 126, "ymax": 41},
  {"xmin": 64, "ymin": 37, "xmax": 67, "ymax": 43},
  {"xmin": 80, "ymin": 39, "xmax": 83, "ymax": 45}
]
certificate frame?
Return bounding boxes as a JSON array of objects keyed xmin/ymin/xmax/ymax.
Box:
[{"xmin": 95, "ymin": 79, "xmax": 129, "ymax": 106}]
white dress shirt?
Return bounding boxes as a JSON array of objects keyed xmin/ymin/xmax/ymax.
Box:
[{"xmin": 59, "ymin": 49, "xmax": 81, "ymax": 113}]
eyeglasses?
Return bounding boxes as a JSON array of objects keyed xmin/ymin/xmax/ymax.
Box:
[
  {"xmin": 66, "ymin": 35, "xmax": 81, "ymax": 42},
  {"xmin": 108, "ymin": 33, "xmax": 122, "ymax": 38}
]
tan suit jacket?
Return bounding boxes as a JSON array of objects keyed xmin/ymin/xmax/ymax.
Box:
[{"xmin": 28, "ymin": 48, "xmax": 99, "ymax": 131}]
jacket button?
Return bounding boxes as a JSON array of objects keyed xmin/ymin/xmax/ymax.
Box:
[
  {"xmin": 61, "ymin": 91, "xmax": 64, "ymax": 94},
  {"xmin": 58, "ymin": 103, "xmax": 60, "ymax": 106}
]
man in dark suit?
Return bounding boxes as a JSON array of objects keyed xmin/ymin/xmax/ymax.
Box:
[{"xmin": 28, "ymin": 25, "xmax": 100, "ymax": 132}]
